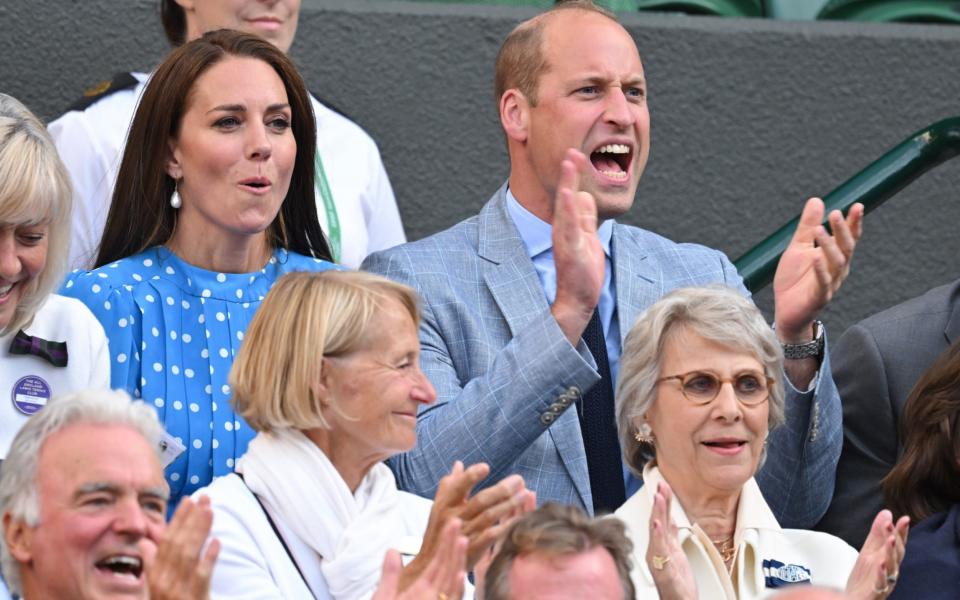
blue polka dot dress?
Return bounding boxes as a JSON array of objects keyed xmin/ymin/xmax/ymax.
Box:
[{"xmin": 61, "ymin": 247, "xmax": 338, "ymax": 501}]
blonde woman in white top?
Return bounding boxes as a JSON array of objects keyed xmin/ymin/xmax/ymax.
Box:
[
  {"xmin": 612, "ymin": 286, "xmax": 909, "ymax": 599},
  {"xmin": 198, "ymin": 270, "xmax": 532, "ymax": 599},
  {"xmin": 0, "ymin": 94, "xmax": 109, "ymax": 458}
]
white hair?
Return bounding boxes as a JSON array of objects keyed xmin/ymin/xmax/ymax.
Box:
[
  {"xmin": 0, "ymin": 389, "xmax": 165, "ymax": 594},
  {"xmin": 615, "ymin": 285, "xmax": 785, "ymax": 477}
]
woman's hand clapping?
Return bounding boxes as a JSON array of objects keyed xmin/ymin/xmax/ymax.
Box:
[
  {"xmin": 846, "ymin": 510, "xmax": 909, "ymax": 600},
  {"xmin": 646, "ymin": 481, "xmax": 697, "ymax": 600},
  {"xmin": 402, "ymin": 461, "xmax": 534, "ymax": 594}
]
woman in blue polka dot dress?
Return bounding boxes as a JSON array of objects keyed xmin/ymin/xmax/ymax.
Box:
[{"xmin": 61, "ymin": 31, "xmax": 339, "ymax": 502}]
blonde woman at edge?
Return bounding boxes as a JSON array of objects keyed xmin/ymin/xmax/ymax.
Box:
[
  {"xmin": 196, "ymin": 270, "xmax": 533, "ymax": 599},
  {"xmin": 612, "ymin": 286, "xmax": 909, "ymax": 599},
  {"xmin": 0, "ymin": 93, "xmax": 108, "ymax": 459}
]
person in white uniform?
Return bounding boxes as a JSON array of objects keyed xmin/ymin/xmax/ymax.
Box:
[
  {"xmin": 196, "ymin": 270, "xmax": 533, "ymax": 599},
  {"xmin": 611, "ymin": 286, "xmax": 909, "ymax": 599},
  {"xmin": 49, "ymin": 0, "xmax": 405, "ymax": 269},
  {"xmin": 0, "ymin": 93, "xmax": 109, "ymax": 460}
]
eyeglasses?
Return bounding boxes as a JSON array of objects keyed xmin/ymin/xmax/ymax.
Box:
[{"xmin": 656, "ymin": 370, "xmax": 773, "ymax": 406}]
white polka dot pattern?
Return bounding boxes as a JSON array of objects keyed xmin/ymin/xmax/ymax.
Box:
[{"xmin": 60, "ymin": 246, "xmax": 339, "ymax": 502}]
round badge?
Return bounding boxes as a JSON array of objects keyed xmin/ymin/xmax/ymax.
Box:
[{"xmin": 11, "ymin": 375, "xmax": 51, "ymax": 416}]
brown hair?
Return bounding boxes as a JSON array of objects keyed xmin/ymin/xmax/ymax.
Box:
[
  {"xmin": 230, "ymin": 270, "xmax": 420, "ymax": 433},
  {"xmin": 483, "ymin": 502, "xmax": 634, "ymax": 600},
  {"xmin": 160, "ymin": 0, "xmax": 187, "ymax": 46},
  {"xmin": 494, "ymin": 0, "xmax": 615, "ymax": 107},
  {"xmin": 883, "ymin": 340, "xmax": 960, "ymax": 522},
  {"xmin": 96, "ymin": 29, "xmax": 331, "ymax": 267}
]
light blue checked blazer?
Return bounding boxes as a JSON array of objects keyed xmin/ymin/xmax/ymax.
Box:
[{"xmin": 363, "ymin": 184, "xmax": 841, "ymax": 528}]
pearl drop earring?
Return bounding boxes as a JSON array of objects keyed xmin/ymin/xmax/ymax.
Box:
[{"xmin": 170, "ymin": 181, "xmax": 182, "ymax": 209}]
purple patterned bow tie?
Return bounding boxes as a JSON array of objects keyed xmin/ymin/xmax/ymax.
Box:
[{"xmin": 9, "ymin": 330, "xmax": 68, "ymax": 367}]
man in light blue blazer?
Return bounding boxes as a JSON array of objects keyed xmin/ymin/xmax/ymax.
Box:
[{"xmin": 363, "ymin": 1, "xmax": 862, "ymax": 528}]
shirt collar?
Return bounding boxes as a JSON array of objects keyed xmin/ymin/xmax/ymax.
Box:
[{"xmin": 505, "ymin": 187, "xmax": 613, "ymax": 260}]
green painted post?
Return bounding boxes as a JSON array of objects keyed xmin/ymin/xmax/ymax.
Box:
[{"xmin": 734, "ymin": 117, "xmax": 960, "ymax": 292}]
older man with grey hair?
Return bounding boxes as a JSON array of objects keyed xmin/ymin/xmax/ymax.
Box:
[{"xmin": 0, "ymin": 389, "xmax": 217, "ymax": 600}]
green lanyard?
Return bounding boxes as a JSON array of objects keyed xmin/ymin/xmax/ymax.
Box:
[{"xmin": 314, "ymin": 150, "xmax": 340, "ymax": 262}]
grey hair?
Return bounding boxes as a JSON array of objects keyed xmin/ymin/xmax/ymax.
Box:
[
  {"xmin": 0, "ymin": 389, "xmax": 165, "ymax": 595},
  {"xmin": 0, "ymin": 93, "xmax": 72, "ymax": 336},
  {"xmin": 615, "ymin": 285, "xmax": 785, "ymax": 478}
]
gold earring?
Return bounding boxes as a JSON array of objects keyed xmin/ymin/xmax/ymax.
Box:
[{"xmin": 634, "ymin": 423, "xmax": 654, "ymax": 444}]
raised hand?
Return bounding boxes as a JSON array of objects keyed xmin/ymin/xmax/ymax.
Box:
[
  {"xmin": 406, "ymin": 462, "xmax": 533, "ymax": 591},
  {"xmin": 552, "ymin": 148, "xmax": 605, "ymax": 345},
  {"xmin": 373, "ymin": 518, "xmax": 467, "ymax": 600},
  {"xmin": 646, "ymin": 482, "xmax": 696, "ymax": 600},
  {"xmin": 773, "ymin": 198, "xmax": 864, "ymax": 343},
  {"xmin": 846, "ymin": 510, "xmax": 909, "ymax": 599},
  {"xmin": 147, "ymin": 496, "xmax": 220, "ymax": 600}
]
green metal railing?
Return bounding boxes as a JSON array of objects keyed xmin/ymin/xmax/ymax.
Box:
[{"xmin": 734, "ymin": 116, "xmax": 960, "ymax": 292}]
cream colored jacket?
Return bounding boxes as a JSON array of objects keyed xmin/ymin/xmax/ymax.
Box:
[{"xmin": 613, "ymin": 466, "xmax": 858, "ymax": 598}]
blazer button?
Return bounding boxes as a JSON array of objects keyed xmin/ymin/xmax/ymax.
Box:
[
  {"xmin": 540, "ymin": 412, "xmax": 555, "ymax": 425},
  {"xmin": 567, "ymin": 386, "xmax": 581, "ymax": 398}
]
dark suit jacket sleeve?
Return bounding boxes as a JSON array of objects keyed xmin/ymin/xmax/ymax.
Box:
[
  {"xmin": 363, "ymin": 247, "xmax": 600, "ymax": 501},
  {"xmin": 815, "ymin": 322, "xmax": 897, "ymax": 546}
]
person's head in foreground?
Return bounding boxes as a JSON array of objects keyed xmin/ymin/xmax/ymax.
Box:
[
  {"xmin": 96, "ymin": 28, "xmax": 329, "ymax": 269},
  {"xmin": 496, "ymin": 0, "xmax": 649, "ymax": 222},
  {"xmin": 0, "ymin": 93, "xmax": 71, "ymax": 335},
  {"xmin": 0, "ymin": 389, "xmax": 167, "ymax": 600},
  {"xmin": 161, "ymin": 0, "xmax": 300, "ymax": 52},
  {"xmin": 884, "ymin": 338, "xmax": 960, "ymax": 522},
  {"xmin": 480, "ymin": 502, "xmax": 634, "ymax": 600},
  {"xmin": 614, "ymin": 285, "xmax": 908, "ymax": 598}
]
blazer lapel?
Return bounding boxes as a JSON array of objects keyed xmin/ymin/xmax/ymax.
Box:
[
  {"xmin": 478, "ymin": 186, "xmax": 591, "ymax": 509},
  {"xmin": 944, "ymin": 279, "xmax": 960, "ymax": 344},
  {"xmin": 611, "ymin": 225, "xmax": 660, "ymax": 346}
]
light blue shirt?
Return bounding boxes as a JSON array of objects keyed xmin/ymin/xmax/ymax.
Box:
[{"xmin": 506, "ymin": 189, "xmax": 641, "ymax": 497}]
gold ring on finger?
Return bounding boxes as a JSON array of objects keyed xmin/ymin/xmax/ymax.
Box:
[{"xmin": 651, "ymin": 555, "xmax": 671, "ymax": 570}]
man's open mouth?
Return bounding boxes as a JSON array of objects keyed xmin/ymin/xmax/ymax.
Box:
[
  {"xmin": 589, "ymin": 143, "xmax": 632, "ymax": 181},
  {"xmin": 95, "ymin": 555, "xmax": 143, "ymax": 580}
]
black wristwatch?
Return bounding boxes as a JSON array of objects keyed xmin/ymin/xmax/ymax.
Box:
[{"xmin": 782, "ymin": 320, "xmax": 824, "ymax": 360}]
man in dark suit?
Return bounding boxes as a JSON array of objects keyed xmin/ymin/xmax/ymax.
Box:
[{"xmin": 817, "ymin": 278, "xmax": 960, "ymax": 547}]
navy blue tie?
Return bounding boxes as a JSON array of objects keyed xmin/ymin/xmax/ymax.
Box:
[{"xmin": 579, "ymin": 309, "xmax": 625, "ymax": 514}]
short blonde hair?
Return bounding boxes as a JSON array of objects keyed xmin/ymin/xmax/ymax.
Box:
[
  {"xmin": 615, "ymin": 286, "xmax": 785, "ymax": 477},
  {"xmin": 230, "ymin": 270, "xmax": 420, "ymax": 432},
  {"xmin": 0, "ymin": 94, "xmax": 72, "ymax": 335}
]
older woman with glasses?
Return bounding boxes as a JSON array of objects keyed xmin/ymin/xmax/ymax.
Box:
[{"xmin": 612, "ymin": 286, "xmax": 909, "ymax": 599}]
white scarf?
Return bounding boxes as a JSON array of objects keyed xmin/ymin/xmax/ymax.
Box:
[{"xmin": 238, "ymin": 429, "xmax": 405, "ymax": 599}]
